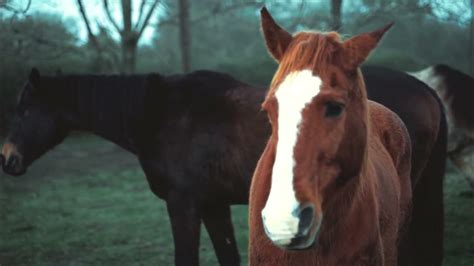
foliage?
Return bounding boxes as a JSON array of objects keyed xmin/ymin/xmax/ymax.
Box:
[
  {"xmin": 0, "ymin": 14, "xmax": 86, "ymax": 134},
  {"xmin": 0, "ymin": 0, "xmax": 471, "ymax": 131}
]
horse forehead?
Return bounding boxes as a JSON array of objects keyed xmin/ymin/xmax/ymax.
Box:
[{"xmin": 274, "ymin": 70, "xmax": 323, "ymax": 102}]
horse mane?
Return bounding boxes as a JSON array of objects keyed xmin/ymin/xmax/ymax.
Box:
[
  {"xmin": 35, "ymin": 74, "xmax": 156, "ymax": 151},
  {"xmin": 29, "ymin": 71, "xmax": 264, "ymax": 152},
  {"xmin": 267, "ymin": 31, "xmax": 343, "ymax": 98}
]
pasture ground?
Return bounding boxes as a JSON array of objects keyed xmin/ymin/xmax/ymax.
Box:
[{"xmin": 0, "ymin": 135, "xmax": 472, "ymax": 265}]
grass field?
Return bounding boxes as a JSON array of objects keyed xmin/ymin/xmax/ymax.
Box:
[{"xmin": 0, "ymin": 135, "xmax": 472, "ymax": 265}]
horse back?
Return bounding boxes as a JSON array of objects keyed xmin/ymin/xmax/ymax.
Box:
[
  {"xmin": 140, "ymin": 70, "xmax": 270, "ymax": 204},
  {"xmin": 362, "ymin": 66, "xmax": 443, "ymax": 187},
  {"xmin": 412, "ymin": 64, "xmax": 474, "ymax": 135}
]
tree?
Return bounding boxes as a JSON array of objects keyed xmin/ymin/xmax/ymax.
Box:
[
  {"xmin": 158, "ymin": 0, "xmax": 263, "ymax": 72},
  {"xmin": 178, "ymin": 0, "xmax": 190, "ymax": 72},
  {"xmin": 0, "ymin": 0, "xmax": 31, "ymax": 16},
  {"xmin": 0, "ymin": 14, "xmax": 84, "ymax": 133},
  {"xmin": 76, "ymin": 0, "xmax": 160, "ymax": 74},
  {"xmin": 330, "ymin": 0, "xmax": 343, "ymax": 30}
]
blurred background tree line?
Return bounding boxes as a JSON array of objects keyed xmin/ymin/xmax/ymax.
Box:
[{"xmin": 0, "ymin": 0, "xmax": 472, "ymax": 133}]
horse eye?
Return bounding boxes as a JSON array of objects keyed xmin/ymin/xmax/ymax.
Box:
[{"xmin": 324, "ymin": 102, "xmax": 344, "ymax": 118}]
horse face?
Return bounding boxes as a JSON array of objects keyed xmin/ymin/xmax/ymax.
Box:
[
  {"xmin": 261, "ymin": 69, "xmax": 349, "ymax": 249},
  {"xmin": 2, "ymin": 68, "xmax": 67, "ymax": 176},
  {"xmin": 259, "ymin": 7, "xmax": 392, "ymax": 250}
]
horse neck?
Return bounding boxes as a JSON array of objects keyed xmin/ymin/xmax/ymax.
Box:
[
  {"xmin": 321, "ymin": 76, "xmax": 375, "ymax": 244},
  {"xmin": 318, "ymin": 165, "xmax": 378, "ymax": 257},
  {"xmin": 53, "ymin": 75, "xmax": 152, "ymax": 153}
]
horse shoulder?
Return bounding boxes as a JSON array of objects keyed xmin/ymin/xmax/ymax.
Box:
[
  {"xmin": 368, "ymin": 101, "xmax": 412, "ymax": 211},
  {"xmin": 368, "ymin": 99, "xmax": 413, "ymax": 205},
  {"xmin": 368, "ymin": 101, "xmax": 411, "ymax": 175}
]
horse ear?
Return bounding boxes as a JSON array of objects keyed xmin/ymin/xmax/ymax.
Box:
[
  {"xmin": 29, "ymin": 67, "xmax": 41, "ymax": 86},
  {"xmin": 342, "ymin": 22, "xmax": 394, "ymax": 70},
  {"xmin": 260, "ymin": 6, "xmax": 293, "ymax": 62}
]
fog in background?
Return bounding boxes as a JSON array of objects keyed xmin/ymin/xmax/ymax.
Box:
[{"xmin": 0, "ymin": 0, "xmax": 472, "ymax": 132}]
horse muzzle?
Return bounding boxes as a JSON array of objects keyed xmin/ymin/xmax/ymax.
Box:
[
  {"xmin": 262, "ymin": 203, "xmax": 322, "ymax": 250},
  {"xmin": 1, "ymin": 143, "xmax": 27, "ymax": 176},
  {"xmin": 3, "ymin": 154, "xmax": 26, "ymax": 176}
]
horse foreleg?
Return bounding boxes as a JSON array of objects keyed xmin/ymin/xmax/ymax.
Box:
[
  {"xmin": 166, "ymin": 191, "xmax": 202, "ymax": 266},
  {"xmin": 202, "ymin": 205, "xmax": 241, "ymax": 266}
]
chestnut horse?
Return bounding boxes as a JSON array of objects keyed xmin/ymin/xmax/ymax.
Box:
[{"xmin": 250, "ymin": 8, "xmax": 415, "ymax": 265}]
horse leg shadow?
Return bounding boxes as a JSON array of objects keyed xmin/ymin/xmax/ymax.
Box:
[
  {"xmin": 399, "ymin": 137, "xmax": 446, "ymax": 266},
  {"xmin": 167, "ymin": 190, "xmax": 202, "ymax": 266},
  {"xmin": 202, "ymin": 205, "xmax": 241, "ymax": 266}
]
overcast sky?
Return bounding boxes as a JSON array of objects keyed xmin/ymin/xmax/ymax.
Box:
[
  {"xmin": 3, "ymin": 0, "xmax": 165, "ymax": 45},
  {"xmin": 2, "ymin": 0, "xmax": 471, "ymax": 46}
]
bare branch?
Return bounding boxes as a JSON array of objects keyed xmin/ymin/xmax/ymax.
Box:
[
  {"xmin": 22, "ymin": 0, "xmax": 31, "ymax": 13},
  {"xmin": 0, "ymin": 0, "xmax": 31, "ymax": 15},
  {"xmin": 134, "ymin": 0, "xmax": 147, "ymax": 30},
  {"xmin": 76, "ymin": 0, "xmax": 100, "ymax": 49},
  {"xmin": 137, "ymin": 0, "xmax": 160, "ymax": 38},
  {"xmin": 103, "ymin": 0, "xmax": 122, "ymax": 34}
]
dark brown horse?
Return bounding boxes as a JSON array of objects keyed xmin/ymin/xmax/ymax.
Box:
[
  {"xmin": 1, "ymin": 69, "xmax": 270, "ymax": 266},
  {"xmin": 411, "ymin": 64, "xmax": 474, "ymax": 190},
  {"xmin": 249, "ymin": 7, "xmax": 446, "ymax": 266}
]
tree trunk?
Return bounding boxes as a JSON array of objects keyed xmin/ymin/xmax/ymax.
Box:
[
  {"xmin": 179, "ymin": 0, "xmax": 191, "ymax": 72},
  {"xmin": 122, "ymin": 37, "xmax": 137, "ymax": 74},
  {"xmin": 330, "ymin": 0, "xmax": 343, "ymax": 31},
  {"xmin": 470, "ymin": 16, "xmax": 474, "ymax": 76},
  {"xmin": 77, "ymin": 0, "xmax": 107, "ymax": 73},
  {"xmin": 121, "ymin": 0, "xmax": 136, "ymax": 74}
]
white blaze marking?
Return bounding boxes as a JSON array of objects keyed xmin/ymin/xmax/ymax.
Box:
[{"xmin": 262, "ymin": 70, "xmax": 322, "ymax": 245}]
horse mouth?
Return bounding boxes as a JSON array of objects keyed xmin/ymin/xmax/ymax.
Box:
[
  {"xmin": 2, "ymin": 155, "xmax": 27, "ymax": 176},
  {"xmin": 3, "ymin": 167, "xmax": 27, "ymax": 176},
  {"xmin": 285, "ymin": 230, "xmax": 319, "ymax": 250},
  {"xmin": 266, "ymin": 218, "xmax": 322, "ymax": 251}
]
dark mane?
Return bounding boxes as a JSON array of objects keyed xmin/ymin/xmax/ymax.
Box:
[
  {"xmin": 37, "ymin": 74, "xmax": 153, "ymax": 150},
  {"xmin": 31, "ymin": 70, "xmax": 263, "ymax": 153},
  {"xmin": 433, "ymin": 64, "xmax": 474, "ymax": 130}
]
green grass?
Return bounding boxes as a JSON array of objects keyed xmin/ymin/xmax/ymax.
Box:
[
  {"xmin": 443, "ymin": 162, "xmax": 474, "ymax": 266},
  {"xmin": 0, "ymin": 136, "xmax": 472, "ymax": 265}
]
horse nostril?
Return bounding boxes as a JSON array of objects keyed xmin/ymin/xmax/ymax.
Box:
[
  {"xmin": 6, "ymin": 156, "xmax": 18, "ymax": 169},
  {"xmin": 297, "ymin": 203, "xmax": 315, "ymax": 235}
]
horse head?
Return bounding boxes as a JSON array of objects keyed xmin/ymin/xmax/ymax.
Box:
[
  {"xmin": 2, "ymin": 68, "xmax": 69, "ymax": 176},
  {"xmin": 259, "ymin": 7, "xmax": 392, "ymax": 249}
]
